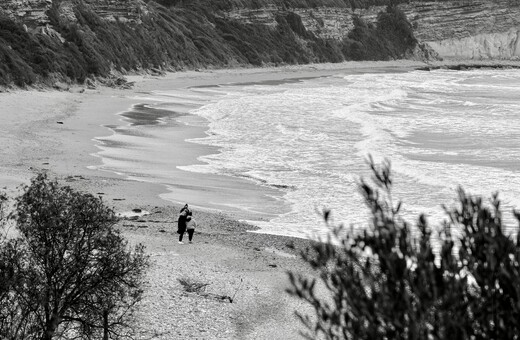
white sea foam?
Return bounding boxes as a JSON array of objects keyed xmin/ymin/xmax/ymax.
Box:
[{"xmin": 93, "ymin": 68, "xmax": 520, "ymax": 239}]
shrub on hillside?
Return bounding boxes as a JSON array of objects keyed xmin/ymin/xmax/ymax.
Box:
[
  {"xmin": 341, "ymin": 6, "xmax": 417, "ymax": 60},
  {"xmin": 0, "ymin": 174, "xmax": 149, "ymax": 339},
  {"xmin": 342, "ymin": 15, "xmax": 384, "ymax": 60},
  {"xmin": 377, "ymin": 5, "xmax": 417, "ymax": 54},
  {"xmin": 0, "ymin": 15, "xmax": 39, "ymax": 86},
  {"xmin": 214, "ymin": 15, "xmax": 311, "ymax": 66},
  {"xmin": 288, "ymin": 159, "xmax": 520, "ymax": 340},
  {"xmin": 285, "ymin": 12, "xmax": 311, "ymax": 38}
]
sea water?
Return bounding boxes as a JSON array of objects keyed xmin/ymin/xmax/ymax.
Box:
[{"xmin": 94, "ymin": 68, "xmax": 520, "ymax": 240}]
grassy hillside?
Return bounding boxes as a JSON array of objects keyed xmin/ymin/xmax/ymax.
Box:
[{"xmin": 0, "ymin": 0, "xmax": 421, "ymax": 87}]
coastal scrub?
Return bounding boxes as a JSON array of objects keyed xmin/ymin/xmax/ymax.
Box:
[{"xmin": 288, "ymin": 159, "xmax": 520, "ymax": 339}]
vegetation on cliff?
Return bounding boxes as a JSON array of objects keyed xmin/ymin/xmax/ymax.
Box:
[
  {"xmin": 343, "ymin": 5, "xmax": 417, "ymax": 60},
  {"xmin": 0, "ymin": 1, "xmax": 420, "ymax": 87}
]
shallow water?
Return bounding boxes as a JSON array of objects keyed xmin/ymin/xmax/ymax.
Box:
[{"xmin": 94, "ymin": 69, "xmax": 520, "ymax": 239}]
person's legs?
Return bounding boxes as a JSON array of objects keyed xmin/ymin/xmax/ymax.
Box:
[
  {"xmin": 187, "ymin": 229, "xmax": 194, "ymax": 242},
  {"xmin": 178, "ymin": 231, "xmax": 185, "ymax": 243}
]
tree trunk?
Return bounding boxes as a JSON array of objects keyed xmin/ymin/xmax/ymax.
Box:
[
  {"xmin": 41, "ymin": 314, "xmax": 59, "ymax": 340},
  {"xmin": 103, "ymin": 310, "xmax": 109, "ymax": 340}
]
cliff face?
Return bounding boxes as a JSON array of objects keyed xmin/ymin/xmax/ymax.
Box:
[
  {"xmin": 0, "ymin": 0, "xmax": 519, "ymax": 88},
  {"xmin": 1, "ymin": 0, "xmax": 145, "ymax": 25},
  {"xmin": 401, "ymin": 0, "xmax": 520, "ymax": 59},
  {"xmin": 80, "ymin": 0, "xmax": 146, "ymax": 22},
  {"xmin": 223, "ymin": 6, "xmax": 379, "ymax": 40},
  {"xmin": 222, "ymin": 0, "xmax": 520, "ymax": 60},
  {"xmin": 0, "ymin": 0, "xmax": 50, "ymax": 25},
  {"xmin": 424, "ymin": 30, "xmax": 520, "ymax": 59},
  {"xmin": 1, "ymin": 0, "xmax": 519, "ymax": 60}
]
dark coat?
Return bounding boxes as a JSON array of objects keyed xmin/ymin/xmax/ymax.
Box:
[{"xmin": 177, "ymin": 213, "xmax": 187, "ymax": 234}]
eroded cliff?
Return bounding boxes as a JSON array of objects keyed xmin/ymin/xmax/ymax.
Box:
[
  {"xmin": 2, "ymin": 0, "xmax": 519, "ymax": 60},
  {"xmin": 0, "ymin": 0, "xmax": 50, "ymax": 25},
  {"xmin": 1, "ymin": 0, "xmax": 146, "ymax": 24},
  {"xmin": 222, "ymin": 0, "xmax": 520, "ymax": 59},
  {"xmin": 402, "ymin": 0, "xmax": 520, "ymax": 59},
  {"xmin": 0, "ymin": 0, "xmax": 519, "ymax": 87}
]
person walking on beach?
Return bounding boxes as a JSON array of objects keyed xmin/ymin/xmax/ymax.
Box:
[
  {"xmin": 177, "ymin": 207, "xmax": 188, "ymax": 244},
  {"xmin": 186, "ymin": 212, "xmax": 197, "ymax": 244}
]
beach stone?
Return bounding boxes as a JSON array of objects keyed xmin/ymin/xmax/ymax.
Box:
[
  {"xmin": 68, "ymin": 86, "xmax": 85, "ymax": 93},
  {"xmin": 85, "ymin": 78, "xmax": 96, "ymax": 89},
  {"xmin": 53, "ymin": 82, "xmax": 69, "ymax": 91},
  {"xmin": 150, "ymin": 68, "xmax": 164, "ymax": 76}
]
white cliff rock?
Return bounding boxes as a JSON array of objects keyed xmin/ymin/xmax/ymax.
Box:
[
  {"xmin": 223, "ymin": 0, "xmax": 520, "ymax": 60},
  {"xmin": 401, "ymin": 0, "xmax": 520, "ymax": 60},
  {"xmin": 426, "ymin": 29, "xmax": 520, "ymax": 59}
]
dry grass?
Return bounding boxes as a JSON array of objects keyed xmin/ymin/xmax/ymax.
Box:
[{"xmin": 178, "ymin": 277, "xmax": 209, "ymax": 293}]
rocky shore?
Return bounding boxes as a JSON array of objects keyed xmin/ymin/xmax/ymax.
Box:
[{"xmin": 117, "ymin": 204, "xmax": 316, "ymax": 339}]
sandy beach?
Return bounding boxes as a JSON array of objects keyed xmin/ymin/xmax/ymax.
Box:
[{"xmin": 3, "ymin": 58, "xmax": 516, "ymax": 339}]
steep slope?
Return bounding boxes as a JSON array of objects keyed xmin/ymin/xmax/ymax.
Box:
[
  {"xmin": 0, "ymin": 0, "xmax": 422, "ymax": 87},
  {"xmin": 2, "ymin": 0, "xmax": 519, "ymax": 87},
  {"xmin": 402, "ymin": 0, "xmax": 520, "ymax": 59},
  {"xmin": 219, "ymin": 0, "xmax": 520, "ymax": 59}
]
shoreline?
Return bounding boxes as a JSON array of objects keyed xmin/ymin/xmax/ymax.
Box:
[
  {"xmin": 93, "ymin": 60, "xmax": 434, "ymax": 223},
  {"xmin": 2, "ymin": 58, "xmax": 520, "ymax": 224},
  {"xmin": 2, "ymin": 58, "xmax": 520, "ymax": 223}
]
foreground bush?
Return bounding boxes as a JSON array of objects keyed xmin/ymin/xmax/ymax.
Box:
[
  {"xmin": 0, "ymin": 174, "xmax": 149, "ymax": 339},
  {"xmin": 288, "ymin": 159, "xmax": 520, "ymax": 340}
]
